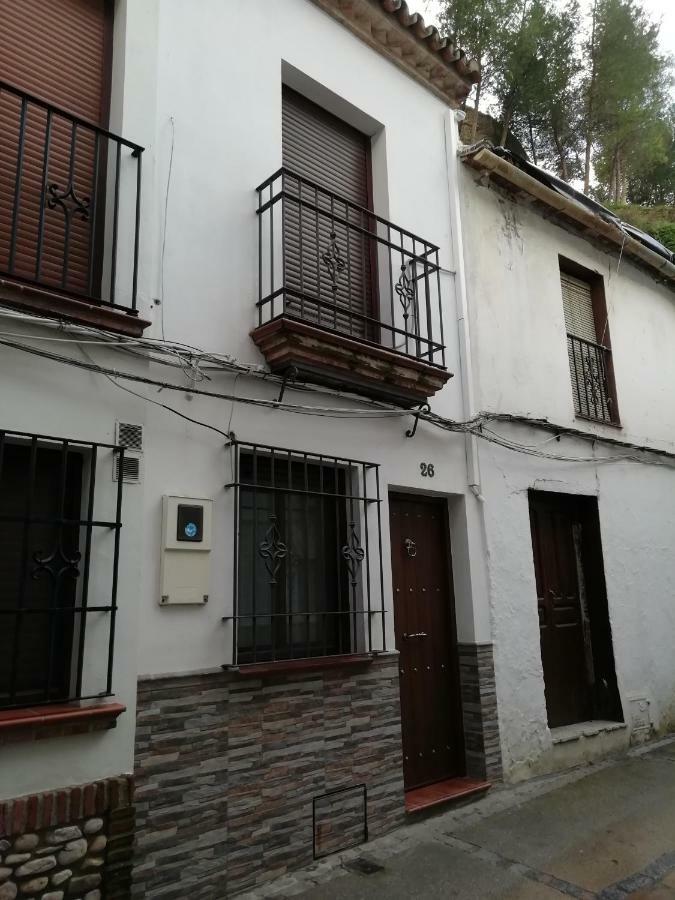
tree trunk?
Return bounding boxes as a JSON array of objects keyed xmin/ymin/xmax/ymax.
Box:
[
  {"xmin": 584, "ymin": 0, "xmax": 598, "ymax": 194},
  {"xmin": 584, "ymin": 138, "xmax": 592, "ymax": 193},
  {"xmin": 527, "ymin": 114, "xmax": 537, "ymax": 164},
  {"xmin": 499, "ymin": 97, "xmax": 516, "ymax": 147},
  {"xmin": 470, "ymin": 81, "xmax": 482, "ymax": 143}
]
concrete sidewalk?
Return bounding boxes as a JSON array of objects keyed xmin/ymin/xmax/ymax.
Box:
[{"xmin": 241, "ymin": 737, "xmax": 675, "ymax": 900}]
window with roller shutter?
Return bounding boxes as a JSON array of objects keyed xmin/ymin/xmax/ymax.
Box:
[
  {"xmin": 281, "ymin": 87, "xmax": 376, "ymax": 339},
  {"xmin": 560, "ymin": 263, "xmax": 619, "ymax": 425},
  {"xmin": 0, "ymin": 0, "xmax": 112, "ymax": 297}
]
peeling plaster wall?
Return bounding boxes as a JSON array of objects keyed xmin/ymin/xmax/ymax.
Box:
[
  {"xmin": 459, "ymin": 169, "xmax": 675, "ymax": 450},
  {"xmin": 459, "ymin": 168, "xmax": 675, "ymax": 779}
]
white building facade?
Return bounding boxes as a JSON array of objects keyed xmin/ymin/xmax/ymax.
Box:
[
  {"xmin": 0, "ymin": 1, "xmax": 673, "ymax": 898},
  {"xmin": 460, "ymin": 145, "xmax": 675, "ymax": 781}
]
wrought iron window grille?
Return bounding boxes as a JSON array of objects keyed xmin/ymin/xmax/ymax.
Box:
[
  {"xmin": 224, "ymin": 440, "xmax": 386, "ymax": 666},
  {"xmin": 566, "ymin": 333, "xmax": 618, "ymax": 425},
  {"xmin": 0, "ymin": 429, "xmax": 125, "ymax": 710},
  {"xmin": 256, "ymin": 168, "xmax": 446, "ymax": 367},
  {"xmin": 0, "ymin": 80, "xmax": 143, "ymax": 314}
]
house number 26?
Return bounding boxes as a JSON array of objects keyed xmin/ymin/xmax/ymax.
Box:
[{"xmin": 420, "ymin": 462, "xmax": 435, "ymax": 478}]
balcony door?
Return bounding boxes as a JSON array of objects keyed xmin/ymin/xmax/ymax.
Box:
[
  {"xmin": 0, "ymin": 0, "xmax": 112, "ymax": 296},
  {"xmin": 281, "ymin": 87, "xmax": 375, "ymax": 339}
]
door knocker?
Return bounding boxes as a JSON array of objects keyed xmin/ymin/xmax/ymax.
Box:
[{"xmin": 404, "ymin": 538, "xmax": 417, "ymax": 558}]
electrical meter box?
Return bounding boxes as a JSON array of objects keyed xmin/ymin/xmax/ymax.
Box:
[{"xmin": 160, "ymin": 495, "xmax": 213, "ymax": 605}]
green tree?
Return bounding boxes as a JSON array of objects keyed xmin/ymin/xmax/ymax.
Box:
[
  {"xmin": 437, "ymin": 0, "xmax": 512, "ymax": 142},
  {"xmin": 582, "ymin": 0, "xmax": 672, "ymax": 200},
  {"xmin": 506, "ymin": 0, "xmax": 583, "ymax": 179}
]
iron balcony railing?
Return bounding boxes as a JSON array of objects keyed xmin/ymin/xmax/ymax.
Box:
[
  {"xmin": 0, "ymin": 80, "xmax": 143, "ymax": 314},
  {"xmin": 0, "ymin": 429, "xmax": 125, "ymax": 710},
  {"xmin": 567, "ymin": 333, "xmax": 618, "ymax": 424},
  {"xmin": 256, "ymin": 168, "xmax": 447, "ymax": 367}
]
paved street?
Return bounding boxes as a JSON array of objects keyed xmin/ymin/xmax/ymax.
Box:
[{"xmin": 241, "ymin": 737, "xmax": 675, "ymax": 900}]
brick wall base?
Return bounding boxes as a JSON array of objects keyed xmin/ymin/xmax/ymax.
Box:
[
  {"xmin": 458, "ymin": 642, "xmax": 503, "ymax": 781},
  {"xmin": 133, "ymin": 655, "xmax": 405, "ymax": 898},
  {"xmin": 0, "ymin": 775, "xmax": 135, "ymax": 899}
]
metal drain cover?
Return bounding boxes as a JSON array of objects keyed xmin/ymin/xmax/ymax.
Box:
[{"xmin": 344, "ymin": 856, "xmax": 385, "ymax": 876}]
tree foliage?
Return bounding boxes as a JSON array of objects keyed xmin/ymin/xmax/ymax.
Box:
[{"xmin": 437, "ymin": 0, "xmax": 673, "ymax": 205}]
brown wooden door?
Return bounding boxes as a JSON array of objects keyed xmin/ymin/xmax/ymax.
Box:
[
  {"xmin": 529, "ymin": 492, "xmax": 595, "ymax": 728},
  {"xmin": 389, "ymin": 494, "xmax": 464, "ymax": 791},
  {"xmin": 281, "ymin": 87, "xmax": 374, "ymax": 338},
  {"xmin": 0, "ymin": 0, "xmax": 112, "ymax": 294}
]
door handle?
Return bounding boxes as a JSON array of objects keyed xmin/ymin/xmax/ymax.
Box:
[{"xmin": 403, "ymin": 632, "xmax": 428, "ymax": 639}]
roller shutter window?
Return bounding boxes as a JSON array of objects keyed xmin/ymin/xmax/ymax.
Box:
[
  {"xmin": 561, "ymin": 272, "xmax": 597, "ymax": 343},
  {"xmin": 281, "ymin": 87, "xmax": 374, "ymax": 339},
  {"xmin": 0, "ymin": 0, "xmax": 112, "ymax": 296}
]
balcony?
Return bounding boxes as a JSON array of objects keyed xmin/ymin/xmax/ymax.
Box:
[
  {"xmin": 252, "ymin": 169, "xmax": 453, "ymax": 406},
  {"xmin": 567, "ymin": 333, "xmax": 619, "ymax": 425},
  {"xmin": 0, "ymin": 80, "xmax": 148, "ymax": 335}
]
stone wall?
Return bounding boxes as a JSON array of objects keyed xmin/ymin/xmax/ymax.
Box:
[
  {"xmin": 458, "ymin": 642, "xmax": 503, "ymax": 781},
  {"xmin": 0, "ymin": 775, "xmax": 135, "ymax": 900},
  {"xmin": 133, "ymin": 654, "xmax": 405, "ymax": 898}
]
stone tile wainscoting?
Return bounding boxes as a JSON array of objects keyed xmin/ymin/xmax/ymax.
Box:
[
  {"xmin": 0, "ymin": 775, "xmax": 135, "ymax": 899},
  {"xmin": 457, "ymin": 642, "xmax": 503, "ymax": 781},
  {"xmin": 133, "ymin": 654, "xmax": 405, "ymax": 898}
]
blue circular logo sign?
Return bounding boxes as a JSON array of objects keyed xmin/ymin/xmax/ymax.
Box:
[{"xmin": 184, "ymin": 522, "xmax": 198, "ymax": 539}]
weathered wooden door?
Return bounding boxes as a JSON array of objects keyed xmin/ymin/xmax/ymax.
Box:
[
  {"xmin": 389, "ymin": 494, "xmax": 464, "ymax": 790},
  {"xmin": 529, "ymin": 492, "xmax": 596, "ymax": 728}
]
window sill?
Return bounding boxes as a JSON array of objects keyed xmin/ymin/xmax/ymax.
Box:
[
  {"xmin": 226, "ymin": 653, "xmax": 376, "ymax": 678},
  {"xmin": 0, "ymin": 276, "xmax": 150, "ymax": 337},
  {"xmin": 0, "ymin": 701, "xmax": 126, "ymax": 744},
  {"xmin": 574, "ymin": 413, "xmax": 622, "ymax": 430}
]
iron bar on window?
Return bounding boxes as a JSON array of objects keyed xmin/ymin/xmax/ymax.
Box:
[
  {"xmin": 256, "ymin": 168, "xmax": 447, "ymax": 367},
  {"xmin": 567, "ymin": 333, "xmax": 617, "ymax": 424},
  {"xmin": 0, "ymin": 428, "xmax": 124, "ymax": 710},
  {"xmin": 0, "ymin": 79, "xmax": 143, "ymax": 315},
  {"xmin": 224, "ymin": 440, "xmax": 386, "ymax": 666}
]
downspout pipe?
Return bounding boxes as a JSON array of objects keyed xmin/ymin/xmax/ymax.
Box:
[{"xmin": 444, "ymin": 111, "xmax": 484, "ymax": 501}]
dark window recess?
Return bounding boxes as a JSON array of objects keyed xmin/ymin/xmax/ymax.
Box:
[
  {"xmin": 226, "ymin": 441, "xmax": 386, "ymax": 665},
  {"xmin": 529, "ymin": 490, "xmax": 622, "ymax": 728},
  {"xmin": 560, "ymin": 264, "xmax": 619, "ymax": 425},
  {"xmin": 0, "ymin": 429, "xmax": 124, "ymax": 710}
]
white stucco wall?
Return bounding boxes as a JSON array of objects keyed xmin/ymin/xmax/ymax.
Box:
[
  {"xmin": 0, "ymin": 323, "xmax": 147, "ymax": 800},
  {"xmin": 459, "ymin": 166, "xmax": 675, "ymax": 450},
  {"xmin": 0, "ymin": 0, "xmax": 491, "ymax": 799},
  {"xmin": 459, "ymin": 166, "xmax": 675, "ymax": 779}
]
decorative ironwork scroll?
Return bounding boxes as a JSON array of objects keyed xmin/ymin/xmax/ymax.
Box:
[
  {"xmin": 342, "ymin": 522, "xmax": 365, "ymax": 587},
  {"xmin": 259, "ymin": 515, "xmax": 288, "ymax": 584},
  {"xmin": 322, "ymin": 231, "xmax": 345, "ymax": 291},
  {"xmin": 47, "ymin": 181, "xmax": 90, "ymax": 224},
  {"xmin": 395, "ymin": 264, "xmax": 415, "ymax": 321},
  {"xmin": 32, "ymin": 536, "xmax": 82, "ymax": 586}
]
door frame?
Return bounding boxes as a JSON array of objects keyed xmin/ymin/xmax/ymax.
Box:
[{"xmin": 389, "ymin": 491, "xmax": 466, "ymax": 787}]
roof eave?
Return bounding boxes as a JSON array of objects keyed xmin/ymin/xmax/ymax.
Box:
[
  {"xmin": 462, "ymin": 146, "xmax": 675, "ymax": 290},
  {"xmin": 307, "ymin": 0, "xmax": 479, "ymax": 109}
]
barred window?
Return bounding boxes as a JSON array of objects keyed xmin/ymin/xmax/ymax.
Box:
[
  {"xmin": 0, "ymin": 430, "xmax": 124, "ymax": 710},
  {"xmin": 560, "ymin": 263, "xmax": 619, "ymax": 425},
  {"xmin": 227, "ymin": 442, "xmax": 386, "ymax": 666}
]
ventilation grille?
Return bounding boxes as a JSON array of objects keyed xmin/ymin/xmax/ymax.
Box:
[
  {"xmin": 115, "ymin": 422, "xmax": 144, "ymax": 452},
  {"xmin": 113, "ymin": 422, "xmax": 143, "ymax": 484},
  {"xmin": 113, "ymin": 453, "xmax": 141, "ymax": 485}
]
